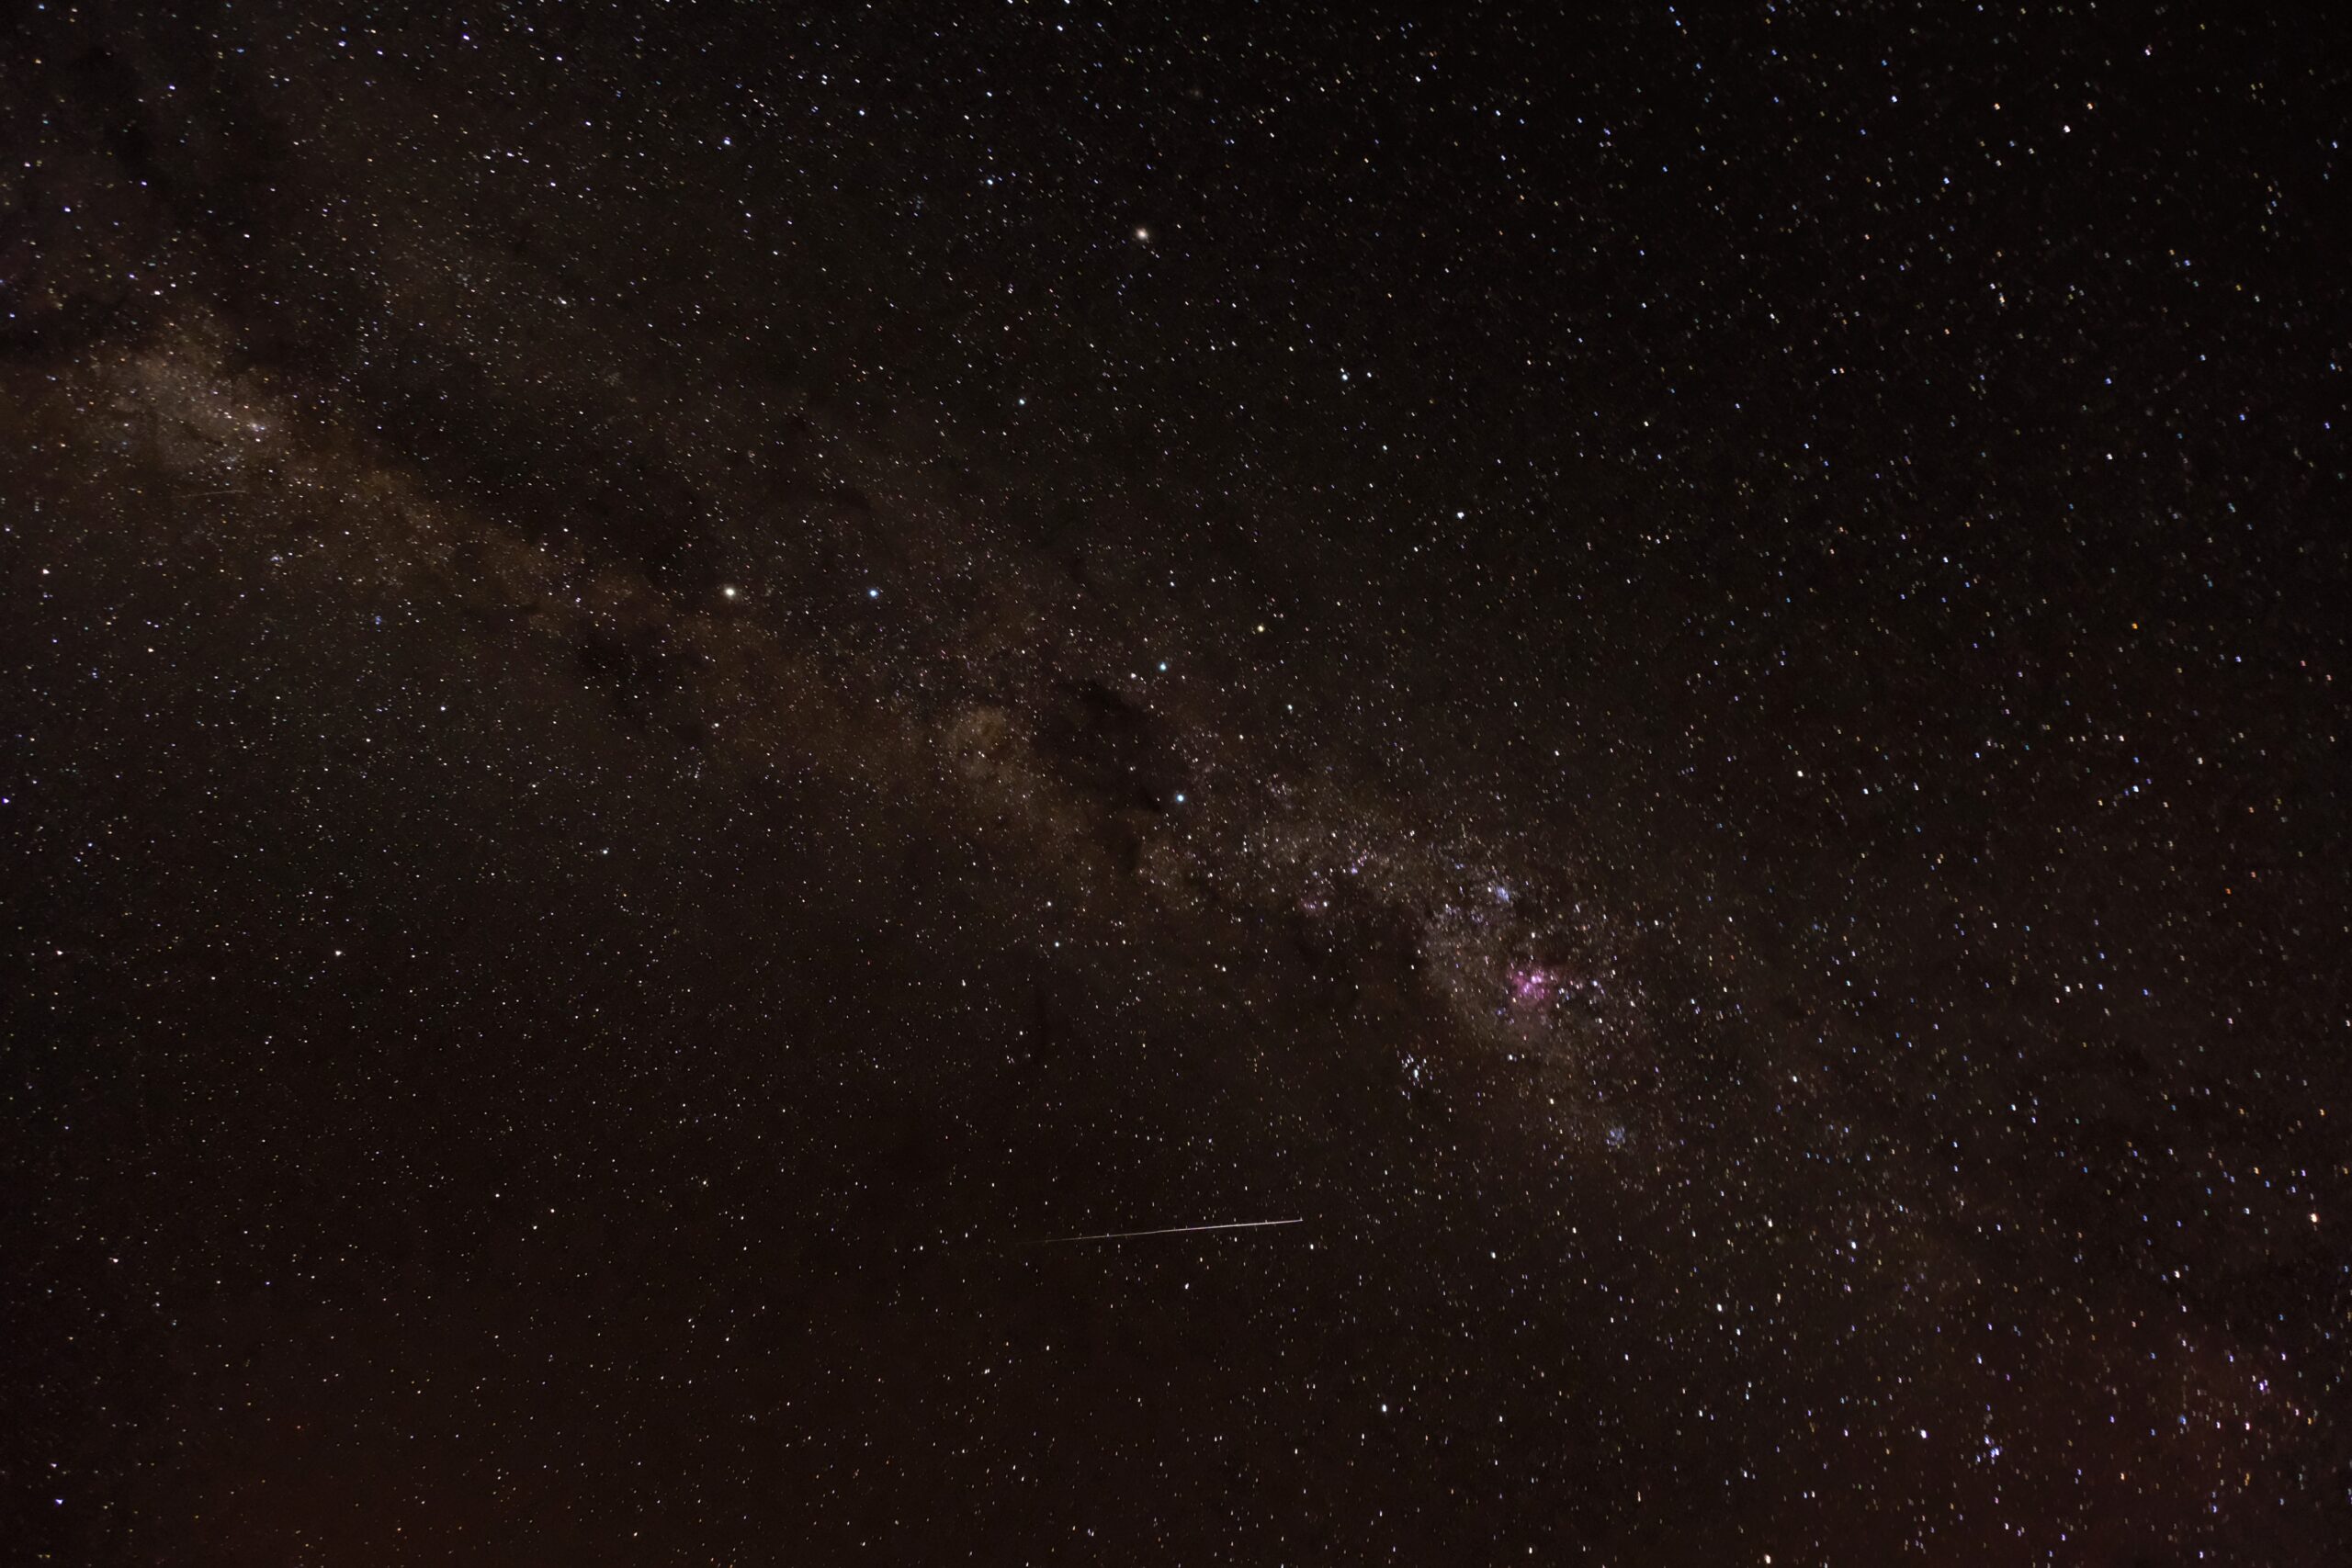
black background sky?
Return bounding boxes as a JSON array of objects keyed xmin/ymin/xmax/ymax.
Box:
[{"xmin": 5, "ymin": 2, "xmax": 2347, "ymax": 1562}]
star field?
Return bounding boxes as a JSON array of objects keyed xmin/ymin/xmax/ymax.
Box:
[{"xmin": 4, "ymin": 2, "xmax": 2346, "ymax": 1562}]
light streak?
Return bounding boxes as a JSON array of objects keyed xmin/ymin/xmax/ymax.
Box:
[{"xmin": 1024, "ymin": 1218, "xmax": 1304, "ymax": 1245}]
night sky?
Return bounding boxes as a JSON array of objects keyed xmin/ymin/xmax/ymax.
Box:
[{"xmin": 5, "ymin": 2, "xmax": 2346, "ymax": 1562}]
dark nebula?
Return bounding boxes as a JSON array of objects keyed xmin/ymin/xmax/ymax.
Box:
[{"xmin": 5, "ymin": 3, "xmax": 2346, "ymax": 1562}]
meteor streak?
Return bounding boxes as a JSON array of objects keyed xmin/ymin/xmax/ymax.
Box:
[{"xmin": 1025, "ymin": 1218, "xmax": 1305, "ymax": 1245}]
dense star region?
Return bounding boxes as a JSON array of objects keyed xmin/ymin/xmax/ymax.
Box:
[{"xmin": 4, "ymin": 3, "xmax": 2346, "ymax": 1562}]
